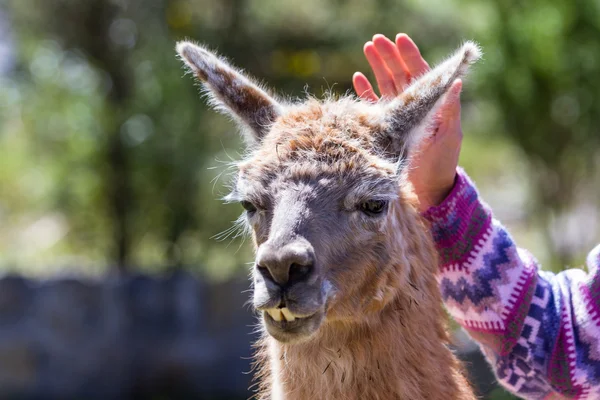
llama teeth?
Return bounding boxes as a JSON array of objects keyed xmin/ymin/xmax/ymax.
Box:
[
  {"xmin": 280, "ymin": 307, "xmax": 295, "ymax": 322},
  {"xmin": 267, "ymin": 309, "xmax": 283, "ymax": 322}
]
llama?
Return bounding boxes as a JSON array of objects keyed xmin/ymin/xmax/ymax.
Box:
[{"xmin": 177, "ymin": 39, "xmax": 481, "ymax": 399}]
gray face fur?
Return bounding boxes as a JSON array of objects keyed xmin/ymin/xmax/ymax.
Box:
[
  {"xmin": 177, "ymin": 40, "xmax": 481, "ymax": 343},
  {"xmin": 233, "ymin": 163, "xmax": 400, "ymax": 342}
]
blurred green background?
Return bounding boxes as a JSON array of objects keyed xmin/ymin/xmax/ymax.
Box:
[{"xmin": 0, "ymin": 1, "xmax": 599, "ymax": 398}]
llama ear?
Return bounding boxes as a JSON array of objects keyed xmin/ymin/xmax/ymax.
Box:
[
  {"xmin": 176, "ymin": 41, "xmax": 282, "ymax": 145},
  {"xmin": 379, "ymin": 41, "xmax": 481, "ymax": 165}
]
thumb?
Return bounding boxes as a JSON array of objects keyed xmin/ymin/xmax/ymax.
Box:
[
  {"xmin": 440, "ymin": 79, "xmax": 462, "ymax": 122},
  {"xmin": 426, "ymin": 79, "xmax": 462, "ymax": 139}
]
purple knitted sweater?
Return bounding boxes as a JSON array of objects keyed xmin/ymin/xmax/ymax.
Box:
[{"xmin": 423, "ymin": 168, "xmax": 600, "ymax": 400}]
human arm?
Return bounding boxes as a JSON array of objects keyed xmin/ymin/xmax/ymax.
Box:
[
  {"xmin": 424, "ymin": 169, "xmax": 600, "ymax": 399},
  {"xmin": 354, "ymin": 33, "xmax": 600, "ymax": 399}
]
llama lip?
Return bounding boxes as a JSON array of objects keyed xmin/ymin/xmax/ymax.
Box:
[{"xmin": 263, "ymin": 309, "xmax": 323, "ymax": 343}]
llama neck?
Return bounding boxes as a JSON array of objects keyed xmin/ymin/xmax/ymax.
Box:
[
  {"xmin": 261, "ymin": 293, "xmax": 474, "ymax": 400},
  {"xmin": 256, "ymin": 200, "xmax": 475, "ymax": 399}
]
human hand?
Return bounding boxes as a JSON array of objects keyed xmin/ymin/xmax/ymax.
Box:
[{"xmin": 353, "ymin": 34, "xmax": 463, "ymax": 213}]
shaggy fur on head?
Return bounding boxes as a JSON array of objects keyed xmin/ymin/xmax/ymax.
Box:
[{"xmin": 177, "ymin": 39, "xmax": 481, "ymax": 399}]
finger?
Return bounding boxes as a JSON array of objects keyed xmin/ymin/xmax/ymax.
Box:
[
  {"xmin": 363, "ymin": 41, "xmax": 397, "ymax": 98},
  {"xmin": 352, "ymin": 72, "xmax": 379, "ymax": 102},
  {"xmin": 372, "ymin": 34, "xmax": 410, "ymax": 92},
  {"xmin": 395, "ymin": 34, "xmax": 430, "ymax": 78}
]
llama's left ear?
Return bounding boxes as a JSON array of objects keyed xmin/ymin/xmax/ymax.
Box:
[
  {"xmin": 379, "ymin": 41, "xmax": 481, "ymax": 164},
  {"xmin": 177, "ymin": 41, "xmax": 282, "ymax": 145}
]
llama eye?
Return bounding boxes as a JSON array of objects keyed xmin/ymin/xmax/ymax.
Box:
[
  {"xmin": 241, "ymin": 200, "xmax": 257, "ymax": 213},
  {"xmin": 359, "ymin": 200, "xmax": 387, "ymax": 216}
]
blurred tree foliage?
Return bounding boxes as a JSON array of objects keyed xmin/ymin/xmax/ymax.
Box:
[
  {"xmin": 474, "ymin": 0, "xmax": 600, "ymax": 268},
  {"xmin": 0, "ymin": 0, "xmax": 598, "ymax": 280}
]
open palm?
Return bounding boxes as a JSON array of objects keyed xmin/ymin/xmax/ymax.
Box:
[{"xmin": 353, "ymin": 34, "xmax": 464, "ymax": 212}]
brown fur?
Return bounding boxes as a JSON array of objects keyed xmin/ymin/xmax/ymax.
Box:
[
  {"xmin": 245, "ymin": 100, "xmax": 476, "ymax": 400},
  {"xmin": 176, "ymin": 40, "xmax": 482, "ymax": 400}
]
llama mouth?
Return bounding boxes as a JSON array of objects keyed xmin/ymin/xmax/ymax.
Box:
[
  {"xmin": 263, "ymin": 308, "xmax": 323, "ymax": 342},
  {"xmin": 265, "ymin": 307, "xmax": 298, "ymax": 322}
]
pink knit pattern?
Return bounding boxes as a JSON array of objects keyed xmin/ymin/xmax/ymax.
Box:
[{"xmin": 423, "ymin": 168, "xmax": 600, "ymax": 399}]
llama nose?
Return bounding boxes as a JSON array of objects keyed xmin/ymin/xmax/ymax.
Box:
[{"xmin": 256, "ymin": 241, "xmax": 315, "ymax": 287}]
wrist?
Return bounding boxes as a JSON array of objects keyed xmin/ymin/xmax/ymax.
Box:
[
  {"xmin": 420, "ymin": 168, "xmax": 493, "ymax": 269},
  {"xmin": 421, "ymin": 167, "xmax": 475, "ymax": 219},
  {"xmin": 431, "ymin": 176, "xmax": 457, "ymax": 207},
  {"xmin": 416, "ymin": 174, "xmax": 458, "ymax": 213}
]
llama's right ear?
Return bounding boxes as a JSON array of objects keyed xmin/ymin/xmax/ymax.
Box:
[{"xmin": 176, "ymin": 41, "xmax": 282, "ymax": 145}]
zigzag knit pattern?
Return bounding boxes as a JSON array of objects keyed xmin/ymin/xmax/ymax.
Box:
[{"xmin": 423, "ymin": 168, "xmax": 600, "ymax": 400}]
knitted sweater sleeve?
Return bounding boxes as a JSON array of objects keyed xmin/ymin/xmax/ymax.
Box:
[{"xmin": 422, "ymin": 168, "xmax": 600, "ymax": 399}]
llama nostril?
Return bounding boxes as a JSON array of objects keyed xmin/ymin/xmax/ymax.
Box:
[
  {"xmin": 288, "ymin": 262, "xmax": 313, "ymax": 284},
  {"xmin": 257, "ymin": 265, "xmax": 274, "ymax": 283}
]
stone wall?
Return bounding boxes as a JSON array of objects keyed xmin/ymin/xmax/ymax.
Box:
[
  {"xmin": 0, "ymin": 271, "xmax": 500, "ymax": 400},
  {"xmin": 0, "ymin": 271, "xmax": 256, "ymax": 400}
]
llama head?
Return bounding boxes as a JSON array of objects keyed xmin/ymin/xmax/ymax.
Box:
[{"xmin": 177, "ymin": 41, "xmax": 480, "ymax": 343}]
